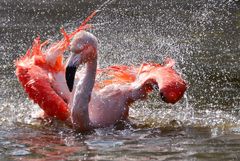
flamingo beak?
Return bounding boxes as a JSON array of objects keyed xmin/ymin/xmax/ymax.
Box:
[
  {"xmin": 65, "ymin": 53, "xmax": 82, "ymax": 92},
  {"xmin": 66, "ymin": 65, "xmax": 77, "ymax": 92}
]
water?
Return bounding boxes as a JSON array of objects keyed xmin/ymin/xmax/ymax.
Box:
[{"xmin": 1, "ymin": 0, "xmax": 240, "ymax": 160}]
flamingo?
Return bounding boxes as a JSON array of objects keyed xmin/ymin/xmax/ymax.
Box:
[
  {"xmin": 15, "ymin": 13, "xmax": 187, "ymax": 132},
  {"xmin": 65, "ymin": 31, "xmax": 187, "ymax": 131}
]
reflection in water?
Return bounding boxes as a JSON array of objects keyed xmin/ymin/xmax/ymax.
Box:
[
  {"xmin": 0, "ymin": 0, "xmax": 240, "ymax": 160},
  {"xmin": 3, "ymin": 125, "xmax": 240, "ymax": 160}
]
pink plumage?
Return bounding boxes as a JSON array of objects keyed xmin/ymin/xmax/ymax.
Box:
[{"xmin": 15, "ymin": 11, "xmax": 187, "ymax": 131}]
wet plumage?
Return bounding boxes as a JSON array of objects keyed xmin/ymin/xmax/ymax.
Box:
[{"xmin": 15, "ymin": 13, "xmax": 187, "ymax": 132}]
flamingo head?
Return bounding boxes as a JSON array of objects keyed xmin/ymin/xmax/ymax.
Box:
[{"xmin": 65, "ymin": 31, "xmax": 98, "ymax": 92}]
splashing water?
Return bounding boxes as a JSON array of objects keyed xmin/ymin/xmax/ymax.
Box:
[{"xmin": 1, "ymin": 0, "xmax": 240, "ymax": 160}]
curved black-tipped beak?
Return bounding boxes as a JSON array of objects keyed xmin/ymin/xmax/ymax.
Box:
[
  {"xmin": 66, "ymin": 66, "xmax": 77, "ymax": 92},
  {"xmin": 65, "ymin": 52, "xmax": 81, "ymax": 92}
]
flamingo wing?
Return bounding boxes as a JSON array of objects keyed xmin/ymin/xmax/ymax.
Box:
[
  {"xmin": 96, "ymin": 65, "xmax": 137, "ymax": 88},
  {"xmin": 16, "ymin": 61, "xmax": 70, "ymax": 121},
  {"xmin": 96, "ymin": 58, "xmax": 186, "ymax": 104},
  {"xmin": 96, "ymin": 62, "xmax": 162, "ymax": 87}
]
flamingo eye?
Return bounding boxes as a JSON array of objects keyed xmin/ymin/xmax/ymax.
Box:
[
  {"xmin": 73, "ymin": 45, "xmax": 85, "ymax": 54},
  {"xmin": 70, "ymin": 40, "xmax": 85, "ymax": 54}
]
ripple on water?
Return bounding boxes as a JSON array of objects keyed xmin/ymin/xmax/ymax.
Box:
[
  {"xmin": 10, "ymin": 149, "xmax": 31, "ymax": 156},
  {"xmin": 85, "ymin": 140, "xmax": 124, "ymax": 149}
]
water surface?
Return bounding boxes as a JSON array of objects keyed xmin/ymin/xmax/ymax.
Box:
[{"xmin": 0, "ymin": 0, "xmax": 240, "ymax": 160}]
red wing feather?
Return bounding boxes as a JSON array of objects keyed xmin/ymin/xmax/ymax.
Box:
[
  {"xmin": 97, "ymin": 63, "xmax": 162, "ymax": 88},
  {"xmin": 97, "ymin": 65, "xmax": 137, "ymax": 87},
  {"xmin": 16, "ymin": 64, "xmax": 70, "ymax": 121}
]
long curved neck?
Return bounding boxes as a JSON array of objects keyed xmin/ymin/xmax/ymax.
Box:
[{"xmin": 71, "ymin": 57, "xmax": 97, "ymax": 131}]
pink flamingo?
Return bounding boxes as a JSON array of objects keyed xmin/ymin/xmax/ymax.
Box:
[{"xmin": 15, "ymin": 13, "xmax": 187, "ymax": 132}]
